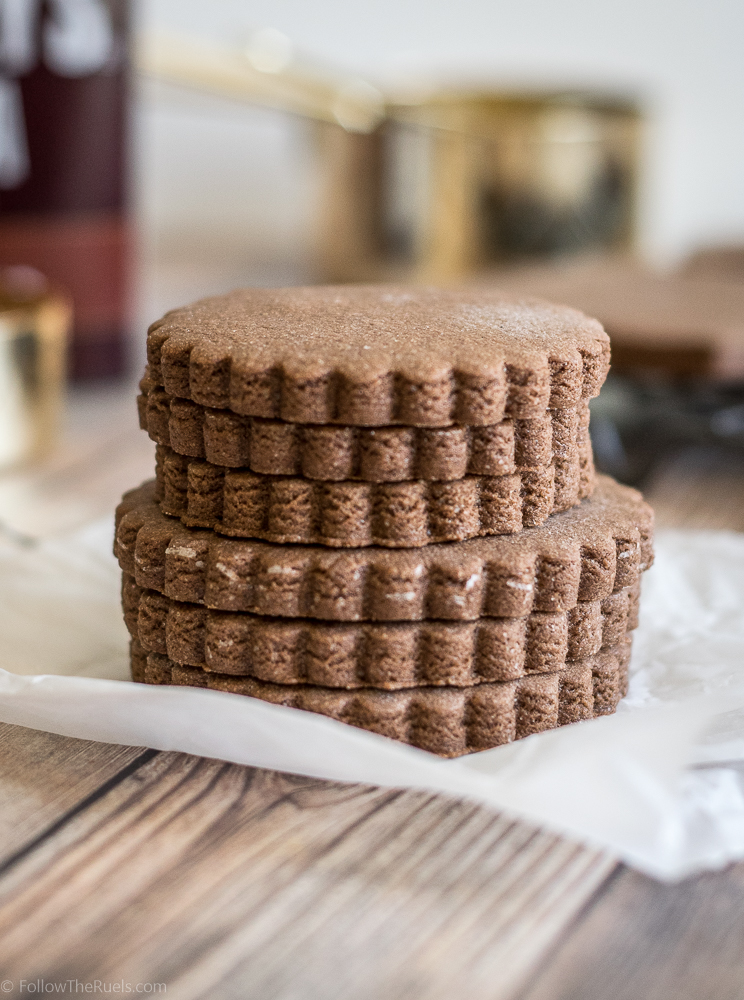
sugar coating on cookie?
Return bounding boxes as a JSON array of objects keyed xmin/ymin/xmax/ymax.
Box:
[{"xmin": 146, "ymin": 285, "xmax": 610, "ymax": 426}]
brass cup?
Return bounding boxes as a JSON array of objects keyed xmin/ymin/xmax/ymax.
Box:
[
  {"xmin": 315, "ymin": 91, "xmax": 642, "ymax": 283},
  {"xmin": 0, "ymin": 268, "xmax": 71, "ymax": 470}
]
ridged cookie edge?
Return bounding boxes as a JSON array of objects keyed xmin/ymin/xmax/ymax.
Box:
[
  {"xmin": 115, "ymin": 476, "xmax": 652, "ymax": 621},
  {"xmin": 138, "ymin": 379, "xmax": 591, "ymax": 483},
  {"xmin": 154, "ymin": 444, "xmax": 595, "ymax": 548},
  {"xmin": 124, "ymin": 573, "xmax": 639, "ymax": 689},
  {"xmin": 131, "ymin": 636, "xmax": 631, "ymax": 757},
  {"xmin": 145, "ymin": 287, "xmax": 610, "ymax": 427}
]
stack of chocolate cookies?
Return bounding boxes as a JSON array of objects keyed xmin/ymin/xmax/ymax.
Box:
[{"xmin": 116, "ymin": 286, "xmax": 654, "ymax": 757}]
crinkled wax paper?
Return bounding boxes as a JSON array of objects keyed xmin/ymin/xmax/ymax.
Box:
[{"xmin": 2, "ymin": 519, "xmax": 744, "ymax": 881}]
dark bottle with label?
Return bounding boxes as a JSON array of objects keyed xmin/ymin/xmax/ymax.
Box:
[{"xmin": 0, "ymin": 0, "xmax": 129, "ymax": 379}]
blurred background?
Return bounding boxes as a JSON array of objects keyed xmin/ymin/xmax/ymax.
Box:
[{"xmin": 0, "ymin": 0, "xmax": 743, "ymax": 535}]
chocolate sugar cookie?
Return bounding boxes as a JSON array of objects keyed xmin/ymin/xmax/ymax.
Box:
[
  {"xmin": 116, "ymin": 476, "xmax": 652, "ymax": 621},
  {"xmin": 123, "ymin": 572, "xmax": 638, "ymax": 688},
  {"xmin": 146, "ymin": 286, "xmax": 610, "ymax": 427},
  {"xmin": 130, "ymin": 637, "xmax": 631, "ymax": 757},
  {"xmin": 154, "ymin": 442, "xmax": 593, "ymax": 547},
  {"xmin": 139, "ymin": 376, "xmax": 592, "ymax": 485}
]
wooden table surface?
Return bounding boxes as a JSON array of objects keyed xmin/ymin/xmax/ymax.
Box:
[{"xmin": 1, "ymin": 384, "xmax": 744, "ymax": 999}]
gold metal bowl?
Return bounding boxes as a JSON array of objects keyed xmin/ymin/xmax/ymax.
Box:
[
  {"xmin": 0, "ymin": 268, "xmax": 71, "ymax": 470},
  {"xmin": 317, "ymin": 91, "xmax": 641, "ymax": 282}
]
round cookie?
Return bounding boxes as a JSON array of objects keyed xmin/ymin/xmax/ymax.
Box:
[
  {"xmin": 123, "ymin": 572, "xmax": 639, "ymax": 688},
  {"xmin": 153, "ymin": 443, "xmax": 592, "ymax": 547},
  {"xmin": 139, "ymin": 378, "xmax": 592, "ymax": 483},
  {"xmin": 139, "ymin": 376, "xmax": 592, "ymax": 483},
  {"xmin": 115, "ymin": 476, "xmax": 653, "ymax": 622},
  {"xmin": 131, "ymin": 637, "xmax": 631, "ymax": 757},
  {"xmin": 146, "ymin": 285, "xmax": 610, "ymax": 427}
]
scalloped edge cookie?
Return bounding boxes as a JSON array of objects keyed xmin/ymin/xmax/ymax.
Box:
[
  {"xmin": 116, "ymin": 476, "xmax": 652, "ymax": 621},
  {"xmin": 124, "ymin": 571, "xmax": 639, "ymax": 688},
  {"xmin": 146, "ymin": 286, "xmax": 610, "ymax": 427},
  {"xmin": 154, "ymin": 441, "xmax": 594, "ymax": 547},
  {"xmin": 130, "ymin": 635, "xmax": 631, "ymax": 757}
]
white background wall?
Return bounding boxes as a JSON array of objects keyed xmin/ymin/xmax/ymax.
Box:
[{"xmin": 133, "ymin": 0, "xmax": 744, "ymax": 319}]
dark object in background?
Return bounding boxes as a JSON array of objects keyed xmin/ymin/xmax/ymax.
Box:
[
  {"xmin": 318, "ymin": 93, "xmax": 641, "ymax": 283},
  {"xmin": 588, "ymin": 373, "xmax": 744, "ymax": 486},
  {"xmin": 0, "ymin": 0, "xmax": 129, "ymax": 380}
]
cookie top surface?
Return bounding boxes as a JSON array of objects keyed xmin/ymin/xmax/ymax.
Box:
[{"xmin": 146, "ymin": 285, "xmax": 610, "ymax": 426}]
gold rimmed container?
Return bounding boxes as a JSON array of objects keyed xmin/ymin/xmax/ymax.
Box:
[
  {"xmin": 316, "ymin": 90, "xmax": 642, "ymax": 282},
  {"xmin": 0, "ymin": 268, "xmax": 71, "ymax": 470},
  {"xmin": 137, "ymin": 34, "xmax": 643, "ymax": 284}
]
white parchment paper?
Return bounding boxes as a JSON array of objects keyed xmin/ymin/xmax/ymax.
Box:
[{"xmin": 2, "ymin": 519, "xmax": 744, "ymax": 881}]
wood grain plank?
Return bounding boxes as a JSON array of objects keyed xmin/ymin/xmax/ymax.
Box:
[
  {"xmin": 517, "ymin": 858, "xmax": 744, "ymax": 1000},
  {"xmin": 0, "ymin": 748, "xmax": 615, "ymax": 998},
  {"xmin": 0, "ymin": 722, "xmax": 149, "ymax": 866}
]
